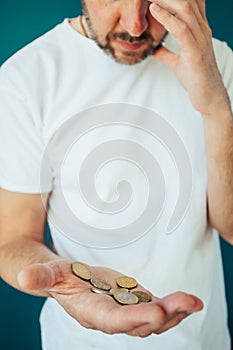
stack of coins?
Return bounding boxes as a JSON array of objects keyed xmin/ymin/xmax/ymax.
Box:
[{"xmin": 71, "ymin": 262, "xmax": 151, "ymax": 305}]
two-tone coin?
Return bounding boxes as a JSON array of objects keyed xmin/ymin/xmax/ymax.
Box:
[
  {"xmin": 109, "ymin": 288, "xmax": 129, "ymax": 296},
  {"xmin": 113, "ymin": 291, "xmax": 139, "ymax": 305},
  {"xmin": 71, "ymin": 262, "xmax": 91, "ymax": 281},
  {"xmin": 90, "ymin": 278, "xmax": 111, "ymax": 291},
  {"xmin": 116, "ymin": 276, "xmax": 138, "ymax": 289},
  {"xmin": 132, "ymin": 291, "xmax": 151, "ymax": 303}
]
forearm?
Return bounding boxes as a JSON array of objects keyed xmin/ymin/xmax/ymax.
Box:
[
  {"xmin": 203, "ymin": 105, "xmax": 233, "ymax": 242},
  {"xmin": 0, "ymin": 237, "xmax": 63, "ymax": 297}
]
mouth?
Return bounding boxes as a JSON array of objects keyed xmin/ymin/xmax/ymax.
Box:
[{"xmin": 116, "ymin": 39, "xmax": 147, "ymax": 52}]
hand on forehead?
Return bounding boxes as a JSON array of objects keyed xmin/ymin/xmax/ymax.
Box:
[
  {"xmin": 148, "ymin": 0, "xmax": 206, "ymax": 19},
  {"xmin": 196, "ymin": 0, "xmax": 206, "ymax": 18}
]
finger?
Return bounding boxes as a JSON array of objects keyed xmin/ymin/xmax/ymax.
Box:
[
  {"xmin": 188, "ymin": 294, "xmax": 204, "ymax": 312},
  {"xmin": 125, "ymin": 311, "xmax": 187, "ymax": 337},
  {"xmin": 127, "ymin": 311, "xmax": 190, "ymax": 337},
  {"xmin": 114, "ymin": 293, "xmax": 202, "ymax": 334},
  {"xmin": 125, "ymin": 307, "xmax": 165, "ymax": 338},
  {"xmin": 196, "ymin": 0, "xmax": 207, "ymax": 20},
  {"xmin": 155, "ymin": 311, "xmax": 190, "ymax": 334},
  {"xmin": 124, "ymin": 294, "xmax": 199, "ymax": 337},
  {"xmin": 150, "ymin": 0, "xmax": 204, "ymax": 28},
  {"xmin": 149, "ymin": 3, "xmax": 196, "ymax": 52},
  {"xmin": 17, "ymin": 262, "xmax": 58, "ymax": 291},
  {"xmin": 94, "ymin": 301, "xmax": 167, "ymax": 335},
  {"xmin": 157, "ymin": 291, "xmax": 204, "ymax": 314}
]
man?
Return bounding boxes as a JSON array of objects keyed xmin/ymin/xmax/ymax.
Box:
[{"xmin": 0, "ymin": 0, "xmax": 233, "ymax": 349}]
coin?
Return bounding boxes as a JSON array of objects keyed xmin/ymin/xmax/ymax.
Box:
[
  {"xmin": 132, "ymin": 291, "xmax": 151, "ymax": 303},
  {"xmin": 71, "ymin": 262, "xmax": 91, "ymax": 281},
  {"xmin": 90, "ymin": 277, "xmax": 111, "ymax": 291},
  {"xmin": 116, "ymin": 276, "xmax": 138, "ymax": 289},
  {"xmin": 91, "ymin": 286, "xmax": 112, "ymax": 295},
  {"xmin": 113, "ymin": 291, "xmax": 139, "ymax": 305},
  {"xmin": 109, "ymin": 288, "xmax": 129, "ymax": 295}
]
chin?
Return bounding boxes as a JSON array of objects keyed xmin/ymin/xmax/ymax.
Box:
[
  {"xmin": 101, "ymin": 44, "xmax": 160, "ymax": 65},
  {"xmin": 108, "ymin": 48, "xmax": 150, "ymax": 65},
  {"xmin": 114, "ymin": 55, "xmax": 144, "ymax": 65}
]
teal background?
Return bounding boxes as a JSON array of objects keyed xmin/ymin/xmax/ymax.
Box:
[{"xmin": 0, "ymin": 1, "xmax": 232, "ymax": 349}]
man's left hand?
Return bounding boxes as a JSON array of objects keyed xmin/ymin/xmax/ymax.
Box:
[{"xmin": 149, "ymin": 0, "xmax": 231, "ymax": 117}]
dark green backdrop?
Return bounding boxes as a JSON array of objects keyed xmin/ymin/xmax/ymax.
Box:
[{"xmin": 0, "ymin": 1, "xmax": 232, "ymax": 349}]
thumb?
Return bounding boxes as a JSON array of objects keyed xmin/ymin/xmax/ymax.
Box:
[{"xmin": 17, "ymin": 263, "xmax": 57, "ymax": 291}]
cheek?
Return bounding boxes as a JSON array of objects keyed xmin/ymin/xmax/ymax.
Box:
[
  {"xmin": 90, "ymin": 10, "xmax": 119, "ymax": 36},
  {"xmin": 86, "ymin": 1, "xmax": 120, "ymax": 32}
]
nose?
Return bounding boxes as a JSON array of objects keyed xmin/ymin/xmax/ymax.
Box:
[{"xmin": 119, "ymin": 1, "xmax": 149, "ymax": 37}]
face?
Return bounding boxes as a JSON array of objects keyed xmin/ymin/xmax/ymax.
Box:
[{"xmin": 81, "ymin": 0, "xmax": 167, "ymax": 65}]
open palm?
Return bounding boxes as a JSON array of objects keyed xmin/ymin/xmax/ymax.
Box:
[{"xmin": 18, "ymin": 260, "xmax": 203, "ymax": 338}]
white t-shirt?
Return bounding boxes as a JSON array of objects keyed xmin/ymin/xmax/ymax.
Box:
[{"xmin": 1, "ymin": 18, "xmax": 233, "ymax": 350}]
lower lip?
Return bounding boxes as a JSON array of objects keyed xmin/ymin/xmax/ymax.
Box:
[{"xmin": 117, "ymin": 40, "xmax": 145, "ymax": 52}]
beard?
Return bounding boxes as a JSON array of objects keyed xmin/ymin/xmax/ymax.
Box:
[
  {"xmin": 81, "ymin": 2, "xmax": 167, "ymax": 65},
  {"xmin": 96, "ymin": 31, "xmax": 165, "ymax": 65}
]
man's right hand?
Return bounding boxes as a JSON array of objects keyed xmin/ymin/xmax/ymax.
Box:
[{"xmin": 17, "ymin": 260, "xmax": 203, "ymax": 338}]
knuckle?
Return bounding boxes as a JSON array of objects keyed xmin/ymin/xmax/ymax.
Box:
[
  {"xmin": 177, "ymin": 22, "xmax": 189, "ymax": 36},
  {"xmin": 138, "ymin": 331, "xmax": 151, "ymax": 338},
  {"xmin": 105, "ymin": 328, "xmax": 117, "ymax": 335},
  {"xmin": 103, "ymin": 323, "xmax": 119, "ymax": 335},
  {"xmin": 205, "ymin": 24, "xmax": 212, "ymax": 37},
  {"xmin": 162, "ymin": 11, "xmax": 173, "ymax": 23},
  {"xmin": 179, "ymin": 1, "xmax": 192, "ymax": 13},
  {"xmin": 79, "ymin": 320, "xmax": 94, "ymax": 330}
]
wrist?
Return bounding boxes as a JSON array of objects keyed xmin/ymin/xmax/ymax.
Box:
[{"xmin": 201, "ymin": 95, "xmax": 232, "ymax": 121}]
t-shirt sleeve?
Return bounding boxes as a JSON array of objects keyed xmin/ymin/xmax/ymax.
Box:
[{"xmin": 0, "ymin": 69, "xmax": 53, "ymax": 194}]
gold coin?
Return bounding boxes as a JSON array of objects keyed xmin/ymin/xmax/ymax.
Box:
[
  {"xmin": 91, "ymin": 286, "xmax": 111, "ymax": 295},
  {"xmin": 132, "ymin": 291, "xmax": 151, "ymax": 303},
  {"xmin": 109, "ymin": 288, "xmax": 129, "ymax": 296},
  {"xmin": 71, "ymin": 262, "xmax": 91, "ymax": 281},
  {"xmin": 90, "ymin": 277, "xmax": 111, "ymax": 291},
  {"xmin": 116, "ymin": 276, "xmax": 138, "ymax": 289},
  {"xmin": 113, "ymin": 291, "xmax": 139, "ymax": 305}
]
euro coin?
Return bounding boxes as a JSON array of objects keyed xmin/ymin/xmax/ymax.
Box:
[
  {"xmin": 91, "ymin": 286, "xmax": 111, "ymax": 295},
  {"xmin": 90, "ymin": 277, "xmax": 111, "ymax": 291},
  {"xmin": 132, "ymin": 291, "xmax": 151, "ymax": 303},
  {"xmin": 109, "ymin": 288, "xmax": 129, "ymax": 295},
  {"xmin": 71, "ymin": 262, "xmax": 91, "ymax": 281},
  {"xmin": 116, "ymin": 276, "xmax": 138, "ymax": 289},
  {"xmin": 113, "ymin": 291, "xmax": 139, "ymax": 305}
]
